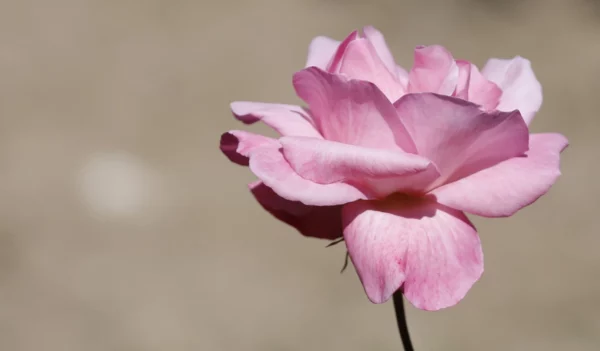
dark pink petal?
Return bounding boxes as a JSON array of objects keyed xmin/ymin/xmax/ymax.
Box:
[
  {"xmin": 342, "ymin": 197, "xmax": 483, "ymax": 310},
  {"xmin": 481, "ymin": 57, "xmax": 542, "ymax": 125},
  {"xmin": 430, "ymin": 133, "xmax": 568, "ymax": 217},
  {"xmin": 220, "ymin": 130, "xmax": 279, "ymax": 166},
  {"xmin": 394, "ymin": 93, "xmax": 529, "ymax": 189},
  {"xmin": 280, "ymin": 136, "xmax": 439, "ymax": 197},
  {"xmin": 336, "ymin": 38, "xmax": 405, "ymax": 101},
  {"xmin": 293, "ymin": 67, "xmax": 417, "ymax": 153},
  {"xmin": 407, "ymin": 45, "xmax": 459, "ymax": 95},
  {"xmin": 231, "ymin": 101, "xmax": 322, "ymax": 138},
  {"xmin": 455, "ymin": 60, "xmax": 502, "ymax": 110},
  {"xmin": 248, "ymin": 142, "xmax": 367, "ymax": 206},
  {"xmin": 305, "ymin": 36, "xmax": 340, "ymax": 69},
  {"xmin": 250, "ymin": 181, "xmax": 343, "ymax": 240}
]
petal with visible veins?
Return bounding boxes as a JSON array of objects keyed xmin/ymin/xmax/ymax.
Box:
[
  {"xmin": 280, "ymin": 136, "xmax": 439, "ymax": 197},
  {"xmin": 430, "ymin": 133, "xmax": 568, "ymax": 217},
  {"xmin": 342, "ymin": 196, "xmax": 483, "ymax": 310},
  {"xmin": 249, "ymin": 142, "xmax": 368, "ymax": 206},
  {"xmin": 294, "ymin": 67, "xmax": 416, "ymax": 153},
  {"xmin": 394, "ymin": 93, "xmax": 529, "ymax": 189}
]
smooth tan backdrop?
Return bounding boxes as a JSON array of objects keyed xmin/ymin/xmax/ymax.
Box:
[{"xmin": 0, "ymin": 0, "xmax": 598, "ymax": 350}]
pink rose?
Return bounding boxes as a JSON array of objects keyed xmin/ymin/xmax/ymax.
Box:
[{"xmin": 220, "ymin": 27, "xmax": 568, "ymax": 311}]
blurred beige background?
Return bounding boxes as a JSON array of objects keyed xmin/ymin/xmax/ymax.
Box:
[{"xmin": 0, "ymin": 0, "xmax": 598, "ymax": 350}]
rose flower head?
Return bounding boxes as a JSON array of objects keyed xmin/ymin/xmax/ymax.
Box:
[{"xmin": 220, "ymin": 26, "xmax": 567, "ymax": 311}]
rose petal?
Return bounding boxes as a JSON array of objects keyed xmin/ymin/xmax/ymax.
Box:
[
  {"xmin": 231, "ymin": 101, "xmax": 322, "ymax": 138},
  {"xmin": 408, "ymin": 45, "xmax": 459, "ymax": 95},
  {"xmin": 465, "ymin": 63, "xmax": 502, "ymax": 111},
  {"xmin": 326, "ymin": 30, "xmax": 359, "ymax": 73},
  {"xmin": 481, "ymin": 56, "xmax": 542, "ymax": 125},
  {"xmin": 455, "ymin": 60, "xmax": 502, "ymax": 110},
  {"xmin": 293, "ymin": 67, "xmax": 417, "ymax": 153},
  {"xmin": 248, "ymin": 142, "xmax": 367, "ymax": 206},
  {"xmin": 395, "ymin": 64, "xmax": 410, "ymax": 89},
  {"xmin": 455, "ymin": 61, "xmax": 471, "ymax": 100},
  {"xmin": 280, "ymin": 136, "xmax": 439, "ymax": 197},
  {"xmin": 362, "ymin": 26, "xmax": 398, "ymax": 76},
  {"xmin": 305, "ymin": 36, "xmax": 340, "ymax": 70},
  {"xmin": 336, "ymin": 38, "xmax": 405, "ymax": 101},
  {"xmin": 430, "ymin": 133, "xmax": 568, "ymax": 217},
  {"xmin": 394, "ymin": 93, "xmax": 529, "ymax": 189},
  {"xmin": 342, "ymin": 197, "xmax": 483, "ymax": 310},
  {"xmin": 250, "ymin": 181, "xmax": 343, "ymax": 240},
  {"xmin": 220, "ymin": 130, "xmax": 279, "ymax": 166}
]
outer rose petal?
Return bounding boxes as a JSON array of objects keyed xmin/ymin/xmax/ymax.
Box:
[
  {"xmin": 408, "ymin": 45, "xmax": 459, "ymax": 95},
  {"xmin": 342, "ymin": 197, "xmax": 483, "ymax": 310},
  {"xmin": 250, "ymin": 181, "xmax": 342, "ymax": 240},
  {"xmin": 248, "ymin": 143, "xmax": 367, "ymax": 206},
  {"xmin": 280, "ymin": 136, "xmax": 439, "ymax": 197},
  {"xmin": 337, "ymin": 38, "xmax": 405, "ymax": 101},
  {"xmin": 455, "ymin": 60, "xmax": 502, "ymax": 111},
  {"xmin": 293, "ymin": 67, "xmax": 417, "ymax": 153},
  {"xmin": 305, "ymin": 36, "xmax": 340, "ymax": 69},
  {"xmin": 430, "ymin": 133, "xmax": 568, "ymax": 217},
  {"xmin": 394, "ymin": 93, "xmax": 529, "ymax": 189},
  {"xmin": 481, "ymin": 57, "xmax": 542, "ymax": 125},
  {"xmin": 231, "ymin": 101, "xmax": 322, "ymax": 138},
  {"xmin": 220, "ymin": 130, "xmax": 279, "ymax": 166}
]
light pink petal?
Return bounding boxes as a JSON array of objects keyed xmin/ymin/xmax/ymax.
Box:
[
  {"xmin": 305, "ymin": 36, "xmax": 340, "ymax": 69},
  {"xmin": 326, "ymin": 30, "xmax": 359, "ymax": 73},
  {"xmin": 431, "ymin": 133, "xmax": 568, "ymax": 217},
  {"xmin": 342, "ymin": 197, "xmax": 483, "ymax": 310},
  {"xmin": 280, "ymin": 136, "xmax": 439, "ymax": 197},
  {"xmin": 336, "ymin": 38, "xmax": 405, "ymax": 101},
  {"xmin": 466, "ymin": 63, "xmax": 502, "ymax": 111},
  {"xmin": 250, "ymin": 181, "xmax": 343, "ymax": 240},
  {"xmin": 220, "ymin": 130, "xmax": 279, "ymax": 166},
  {"xmin": 362, "ymin": 26, "xmax": 396, "ymax": 74},
  {"xmin": 454, "ymin": 60, "xmax": 472, "ymax": 100},
  {"xmin": 481, "ymin": 57, "xmax": 542, "ymax": 125},
  {"xmin": 407, "ymin": 45, "xmax": 459, "ymax": 95},
  {"xmin": 248, "ymin": 142, "xmax": 367, "ymax": 206},
  {"xmin": 455, "ymin": 61, "xmax": 502, "ymax": 110},
  {"xmin": 394, "ymin": 93, "xmax": 529, "ymax": 189},
  {"xmin": 396, "ymin": 65, "xmax": 410, "ymax": 89},
  {"xmin": 293, "ymin": 67, "xmax": 416, "ymax": 153},
  {"xmin": 362, "ymin": 25, "xmax": 410, "ymax": 91},
  {"xmin": 231, "ymin": 101, "xmax": 322, "ymax": 138}
]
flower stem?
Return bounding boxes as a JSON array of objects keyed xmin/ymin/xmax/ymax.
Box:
[{"xmin": 393, "ymin": 291, "xmax": 414, "ymax": 351}]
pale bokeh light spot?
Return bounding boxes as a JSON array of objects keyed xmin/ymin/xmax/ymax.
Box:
[{"xmin": 78, "ymin": 152, "xmax": 156, "ymax": 219}]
